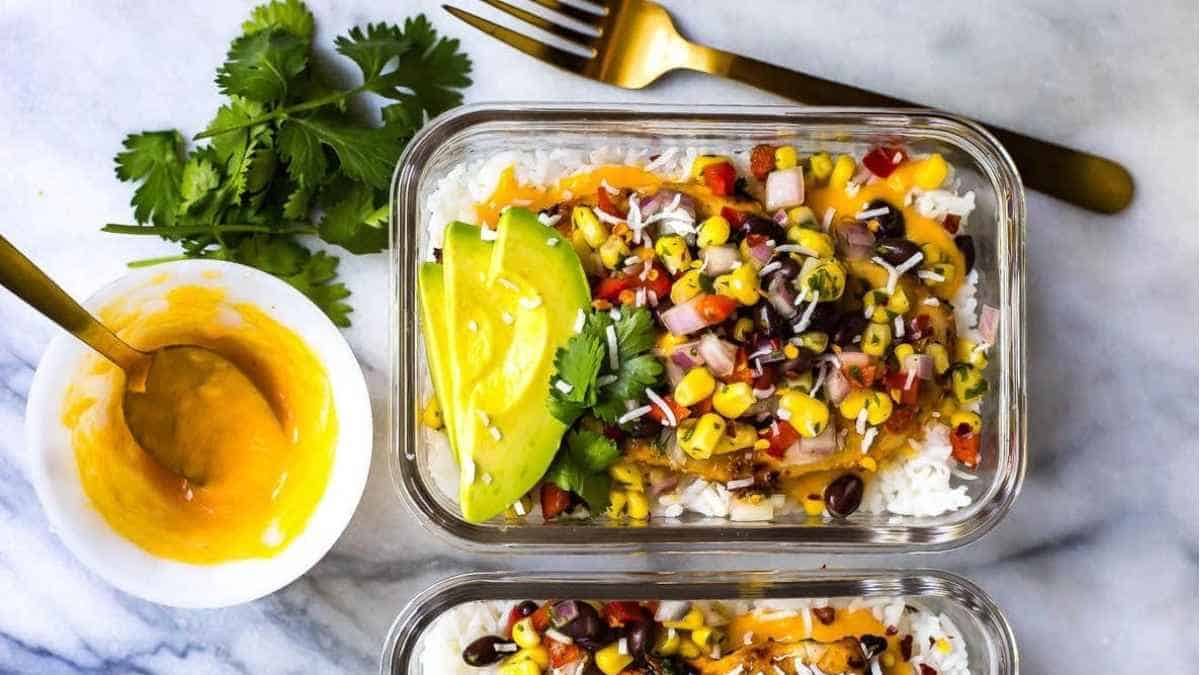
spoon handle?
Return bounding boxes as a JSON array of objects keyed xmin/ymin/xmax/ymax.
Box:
[{"xmin": 0, "ymin": 235, "xmax": 150, "ymax": 374}]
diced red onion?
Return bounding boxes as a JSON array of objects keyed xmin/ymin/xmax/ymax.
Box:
[
  {"xmin": 764, "ymin": 167, "xmax": 805, "ymax": 211},
  {"xmin": 743, "ymin": 395, "xmax": 778, "ymax": 418},
  {"xmin": 647, "ymin": 473, "xmax": 679, "ymax": 498},
  {"xmin": 640, "ymin": 190, "xmax": 697, "ymax": 220},
  {"xmin": 833, "ymin": 219, "xmax": 876, "ymax": 260},
  {"xmin": 979, "ymin": 304, "xmax": 999, "ymax": 345},
  {"xmin": 824, "ymin": 367, "xmax": 851, "ymax": 404},
  {"xmin": 748, "ymin": 241, "xmax": 775, "ymax": 266},
  {"xmin": 665, "ymin": 358, "xmax": 686, "ymax": 387},
  {"xmin": 838, "ymin": 350, "xmax": 873, "ymax": 371},
  {"xmin": 699, "ymin": 333, "xmax": 737, "ymax": 377},
  {"xmin": 766, "ymin": 274, "xmax": 798, "ymax": 318},
  {"xmin": 700, "ymin": 245, "xmax": 741, "ymax": 275},
  {"xmin": 773, "ymin": 209, "xmax": 789, "ymax": 225},
  {"xmin": 670, "ymin": 341, "xmax": 704, "ymax": 369},
  {"xmin": 903, "ymin": 354, "xmax": 935, "ymax": 380},
  {"xmin": 781, "ymin": 425, "xmax": 837, "ymax": 465},
  {"xmin": 660, "ymin": 296, "xmax": 713, "ymax": 336},
  {"xmin": 655, "ymin": 600, "xmax": 691, "ymax": 622}
]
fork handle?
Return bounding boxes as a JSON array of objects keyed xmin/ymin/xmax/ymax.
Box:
[{"xmin": 702, "ymin": 50, "xmax": 1133, "ymax": 213}]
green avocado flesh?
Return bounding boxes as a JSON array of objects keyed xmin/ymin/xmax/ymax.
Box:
[{"xmin": 422, "ymin": 208, "xmax": 590, "ymax": 523}]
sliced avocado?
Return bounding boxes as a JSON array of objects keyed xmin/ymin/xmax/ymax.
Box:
[
  {"xmin": 417, "ymin": 262, "xmax": 456, "ymax": 458},
  {"xmin": 444, "ymin": 209, "xmax": 590, "ymax": 523}
]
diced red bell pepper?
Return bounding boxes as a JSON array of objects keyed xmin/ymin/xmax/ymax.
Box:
[
  {"xmin": 919, "ymin": 665, "xmax": 939, "ymax": 675},
  {"xmin": 647, "ymin": 394, "xmax": 691, "ymax": 425},
  {"xmin": 752, "ymin": 365, "xmax": 778, "ymax": 391},
  {"xmin": 885, "ymin": 370, "xmax": 921, "ymax": 406},
  {"xmin": 692, "ymin": 396, "xmax": 714, "ymax": 415},
  {"xmin": 530, "ymin": 603, "xmax": 553, "ymax": 631},
  {"xmin": 721, "ymin": 206, "xmax": 747, "ymax": 227},
  {"xmin": 596, "ymin": 187, "xmax": 624, "ymax": 218},
  {"xmin": 884, "ymin": 405, "xmax": 917, "ymax": 434},
  {"xmin": 862, "ymin": 145, "xmax": 906, "ymax": 178},
  {"xmin": 596, "ymin": 264, "xmax": 671, "ymax": 305},
  {"xmin": 942, "ymin": 214, "xmax": 961, "ymax": 234},
  {"xmin": 842, "ymin": 362, "xmax": 879, "ymax": 388},
  {"xmin": 765, "ymin": 420, "xmax": 801, "ymax": 458},
  {"xmin": 950, "ymin": 424, "xmax": 981, "ymax": 467},
  {"xmin": 596, "ymin": 274, "xmax": 639, "ymax": 302},
  {"xmin": 602, "ymin": 601, "xmax": 646, "ymax": 627},
  {"xmin": 642, "ymin": 262, "xmax": 671, "ymax": 299},
  {"xmin": 724, "ymin": 348, "xmax": 755, "ymax": 385},
  {"xmin": 702, "ymin": 161, "xmax": 737, "ymax": 196},
  {"xmin": 749, "ymin": 144, "xmax": 778, "ymax": 181},
  {"xmin": 540, "ymin": 483, "xmax": 572, "ymax": 520},
  {"xmin": 695, "ymin": 294, "xmax": 738, "ymax": 324},
  {"xmin": 548, "ymin": 640, "xmax": 584, "ymax": 668},
  {"xmin": 502, "ymin": 603, "xmax": 531, "ymax": 639}
]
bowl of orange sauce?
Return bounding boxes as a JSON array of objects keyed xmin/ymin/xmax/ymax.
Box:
[{"xmin": 25, "ymin": 260, "xmax": 371, "ymax": 607}]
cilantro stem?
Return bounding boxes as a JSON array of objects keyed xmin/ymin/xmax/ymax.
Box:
[
  {"xmin": 127, "ymin": 254, "xmax": 191, "ymax": 268},
  {"xmin": 191, "ymin": 86, "xmax": 368, "ymax": 140},
  {"xmin": 103, "ymin": 223, "xmax": 319, "ymax": 237}
]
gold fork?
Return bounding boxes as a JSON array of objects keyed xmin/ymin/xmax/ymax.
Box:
[{"xmin": 445, "ymin": 0, "xmax": 1134, "ymax": 214}]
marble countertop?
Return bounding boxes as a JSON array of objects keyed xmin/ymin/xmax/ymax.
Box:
[{"xmin": 1, "ymin": 0, "xmax": 1196, "ymax": 672}]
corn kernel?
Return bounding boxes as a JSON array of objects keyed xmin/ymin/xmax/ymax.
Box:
[
  {"xmin": 712, "ymin": 382, "xmax": 755, "ymax": 419},
  {"xmin": 839, "ymin": 389, "xmax": 894, "ymax": 425},
  {"xmin": 787, "ymin": 227, "xmax": 835, "ymax": 258},
  {"xmin": 887, "ymin": 287, "xmax": 911, "ymax": 314},
  {"xmin": 572, "ymin": 205, "xmax": 608, "ymax": 248},
  {"xmin": 882, "ymin": 654, "xmax": 897, "ymax": 668},
  {"xmin": 927, "ymin": 342, "xmax": 951, "ymax": 374},
  {"xmin": 936, "ymin": 638, "xmax": 952, "ymax": 654},
  {"xmin": 691, "ymin": 627, "xmax": 713, "ymax": 647},
  {"xmin": 754, "ymin": 438, "xmax": 771, "ymax": 451},
  {"xmin": 914, "ymin": 153, "xmax": 949, "ymax": 189},
  {"xmin": 809, "ymin": 152, "xmax": 834, "ymax": 181},
  {"xmin": 696, "ymin": 215, "xmax": 731, "ymax": 247},
  {"xmin": 893, "ymin": 343, "xmax": 916, "ymax": 365},
  {"xmin": 670, "ymin": 269, "xmax": 704, "ymax": 305},
  {"xmin": 507, "ymin": 645, "xmax": 549, "ymax": 669},
  {"xmin": 788, "ymin": 370, "xmax": 815, "ymax": 392},
  {"xmin": 599, "ymin": 235, "xmax": 630, "ymax": 269},
  {"xmin": 609, "ymin": 462, "xmax": 644, "ymax": 491},
  {"xmin": 677, "ymin": 639, "xmax": 701, "ymax": 659},
  {"xmin": 859, "ymin": 456, "xmax": 878, "ymax": 471},
  {"xmin": 595, "ymin": 642, "xmax": 634, "ymax": 675},
  {"xmin": 714, "ymin": 263, "xmax": 761, "ymax": 305},
  {"xmin": 607, "ymin": 490, "xmax": 627, "ymax": 519},
  {"xmin": 691, "ymin": 155, "xmax": 732, "ymax": 178},
  {"xmin": 497, "ymin": 660, "xmax": 540, "ymax": 675},
  {"xmin": 778, "ymin": 389, "xmax": 830, "ymax": 438},
  {"xmin": 937, "ymin": 397, "xmax": 959, "ymax": 420},
  {"xmin": 951, "ymin": 364, "xmax": 988, "ymax": 403},
  {"xmin": 862, "ymin": 320, "xmax": 892, "ymax": 357},
  {"xmin": 783, "ymin": 343, "xmax": 800, "ymax": 360},
  {"xmin": 924, "ymin": 262, "xmax": 957, "ymax": 287},
  {"xmin": 658, "ymin": 332, "xmax": 688, "ymax": 353},
  {"xmin": 655, "ymin": 627, "xmax": 681, "ymax": 655},
  {"xmin": 797, "ymin": 258, "xmax": 846, "ymax": 301},
  {"xmin": 788, "ymin": 206, "xmax": 818, "ymax": 228},
  {"xmin": 733, "ymin": 317, "xmax": 755, "ymax": 342},
  {"xmin": 715, "ymin": 423, "xmax": 758, "ymax": 454},
  {"xmin": 674, "ymin": 367, "xmax": 717, "ymax": 407},
  {"xmin": 797, "ymin": 331, "xmax": 829, "ymax": 354},
  {"xmin": 665, "ymin": 608, "xmax": 705, "ymax": 630},
  {"xmin": 957, "ymin": 338, "xmax": 989, "ymax": 369},
  {"xmin": 421, "ymin": 396, "xmax": 443, "ymax": 430},
  {"xmin": 677, "ymin": 414, "xmax": 726, "ymax": 460},
  {"xmin": 626, "ymin": 490, "xmax": 650, "ymax": 520},
  {"xmin": 830, "ymin": 154, "xmax": 856, "ymax": 189},
  {"xmin": 774, "ymin": 145, "xmax": 798, "ymax": 170},
  {"xmin": 950, "ymin": 410, "xmax": 983, "ymax": 434},
  {"xmin": 655, "ymin": 234, "xmax": 691, "ymax": 274},
  {"xmin": 920, "ymin": 242, "xmax": 946, "ymax": 265},
  {"xmin": 512, "ymin": 617, "xmax": 540, "ymax": 648}
]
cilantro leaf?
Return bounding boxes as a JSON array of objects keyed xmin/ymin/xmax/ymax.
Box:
[
  {"xmin": 216, "ymin": 28, "xmax": 308, "ymax": 103},
  {"xmin": 232, "ymin": 236, "xmax": 352, "ymax": 326},
  {"xmin": 547, "ymin": 333, "xmax": 604, "ymax": 425},
  {"xmin": 593, "ymin": 354, "xmax": 664, "ymax": 423},
  {"xmin": 287, "ymin": 114, "xmax": 404, "ymax": 190},
  {"xmin": 177, "ymin": 152, "xmax": 221, "ymax": 214},
  {"xmin": 334, "ymin": 23, "xmax": 409, "ymax": 83},
  {"xmin": 545, "ymin": 429, "xmax": 620, "ymax": 512},
  {"xmin": 114, "ymin": 131, "xmax": 185, "ymax": 226},
  {"xmin": 241, "ymin": 0, "xmax": 314, "ymax": 41},
  {"xmin": 613, "ymin": 306, "xmax": 657, "ymax": 355},
  {"xmin": 282, "ymin": 185, "xmax": 311, "ymax": 220},
  {"xmin": 276, "ymin": 120, "xmax": 327, "ymax": 188},
  {"xmin": 369, "ymin": 15, "xmax": 472, "ymax": 121},
  {"xmin": 318, "ymin": 181, "xmax": 388, "ymax": 254}
]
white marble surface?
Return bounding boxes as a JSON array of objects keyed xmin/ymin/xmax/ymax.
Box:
[{"xmin": 1, "ymin": 0, "xmax": 1196, "ymax": 672}]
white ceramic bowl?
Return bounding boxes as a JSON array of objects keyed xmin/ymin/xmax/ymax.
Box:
[{"xmin": 24, "ymin": 260, "xmax": 372, "ymax": 608}]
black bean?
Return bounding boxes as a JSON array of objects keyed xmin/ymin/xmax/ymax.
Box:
[
  {"xmin": 755, "ymin": 303, "xmax": 790, "ymax": 339},
  {"xmin": 766, "ymin": 254, "xmax": 802, "ymax": 282},
  {"xmin": 513, "ymin": 600, "xmax": 538, "ymax": 618},
  {"xmin": 955, "ymin": 234, "xmax": 976, "ymax": 274},
  {"xmin": 780, "ymin": 347, "xmax": 815, "ymax": 375},
  {"xmin": 832, "ymin": 312, "xmax": 869, "ymax": 347},
  {"xmin": 866, "ymin": 199, "xmax": 905, "ymax": 238},
  {"xmin": 824, "ymin": 473, "xmax": 864, "ymax": 517},
  {"xmin": 621, "ymin": 415, "xmax": 661, "ymax": 439},
  {"xmin": 738, "ymin": 215, "xmax": 785, "ymax": 241},
  {"xmin": 806, "ymin": 302, "xmax": 839, "ymax": 334},
  {"xmin": 874, "ymin": 238, "xmax": 922, "ymax": 266},
  {"xmin": 624, "ymin": 619, "xmax": 654, "ymax": 658},
  {"xmin": 861, "ymin": 634, "xmax": 888, "ymax": 659},
  {"xmin": 462, "ymin": 636, "xmax": 512, "ymax": 666}
]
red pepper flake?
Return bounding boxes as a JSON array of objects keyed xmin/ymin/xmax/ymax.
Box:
[
  {"xmin": 812, "ymin": 607, "xmax": 836, "ymax": 625},
  {"xmin": 943, "ymin": 213, "xmax": 961, "ymax": 234},
  {"xmin": 862, "ymin": 145, "xmax": 906, "ymax": 178},
  {"xmin": 749, "ymin": 144, "xmax": 778, "ymax": 181}
]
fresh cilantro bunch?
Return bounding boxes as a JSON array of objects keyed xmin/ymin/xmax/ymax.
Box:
[
  {"xmin": 548, "ymin": 305, "xmax": 664, "ymax": 426},
  {"xmin": 105, "ymin": 0, "xmax": 471, "ymax": 325},
  {"xmin": 544, "ymin": 428, "xmax": 621, "ymax": 513}
]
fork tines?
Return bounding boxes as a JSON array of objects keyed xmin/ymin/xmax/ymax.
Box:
[{"xmin": 444, "ymin": 1, "xmax": 608, "ymax": 72}]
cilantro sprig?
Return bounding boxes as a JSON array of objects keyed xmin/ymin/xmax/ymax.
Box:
[
  {"xmin": 104, "ymin": 2, "xmax": 471, "ymax": 325},
  {"xmin": 544, "ymin": 428, "xmax": 622, "ymax": 513},
  {"xmin": 548, "ymin": 305, "xmax": 664, "ymax": 426}
]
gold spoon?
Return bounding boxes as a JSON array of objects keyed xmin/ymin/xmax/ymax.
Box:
[{"xmin": 0, "ymin": 234, "xmax": 278, "ymax": 485}]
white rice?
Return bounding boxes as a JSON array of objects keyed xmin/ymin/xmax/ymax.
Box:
[
  {"xmin": 418, "ymin": 597, "xmax": 972, "ymax": 674},
  {"xmin": 423, "ymin": 147, "xmax": 983, "ymax": 521}
]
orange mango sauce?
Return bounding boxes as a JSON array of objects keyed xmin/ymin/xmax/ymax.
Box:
[
  {"xmin": 474, "ymin": 165, "xmax": 666, "ymax": 226},
  {"xmin": 728, "ymin": 608, "xmax": 912, "ymax": 675},
  {"xmin": 62, "ymin": 284, "xmax": 337, "ymax": 564}
]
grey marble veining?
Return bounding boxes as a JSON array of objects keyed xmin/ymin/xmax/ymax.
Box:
[{"xmin": 0, "ymin": 0, "xmax": 1196, "ymax": 672}]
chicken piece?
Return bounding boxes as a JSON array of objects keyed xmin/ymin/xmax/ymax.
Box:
[{"xmin": 692, "ymin": 637, "xmax": 867, "ymax": 675}]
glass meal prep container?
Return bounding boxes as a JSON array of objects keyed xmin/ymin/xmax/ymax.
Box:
[
  {"xmin": 381, "ymin": 569, "xmax": 1018, "ymax": 675},
  {"xmin": 389, "ymin": 103, "xmax": 1026, "ymax": 552}
]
